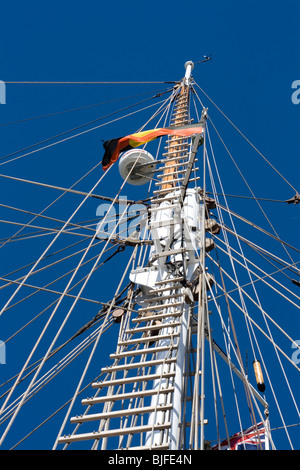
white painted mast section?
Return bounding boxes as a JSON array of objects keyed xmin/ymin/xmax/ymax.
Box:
[{"xmin": 146, "ymin": 60, "xmax": 202, "ymax": 449}]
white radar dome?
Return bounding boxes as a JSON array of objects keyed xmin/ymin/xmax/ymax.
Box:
[{"xmin": 118, "ymin": 149, "xmax": 155, "ymax": 185}]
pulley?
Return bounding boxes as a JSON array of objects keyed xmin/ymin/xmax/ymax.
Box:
[
  {"xmin": 205, "ymin": 218, "xmax": 221, "ymax": 234},
  {"xmin": 192, "ymin": 272, "xmax": 215, "ymax": 301},
  {"xmin": 112, "ymin": 308, "xmax": 125, "ymax": 323}
]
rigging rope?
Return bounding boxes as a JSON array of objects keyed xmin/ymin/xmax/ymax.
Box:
[
  {"xmin": 5, "ymin": 81, "xmax": 174, "ymax": 84},
  {"xmin": 211, "ymin": 239, "xmax": 300, "ymax": 305},
  {"xmin": 0, "ymin": 198, "xmax": 129, "ymax": 444},
  {"xmin": 207, "ymin": 116, "xmax": 298, "ymax": 269},
  {"xmin": 52, "ymin": 244, "xmax": 139, "ymax": 449},
  {"xmin": 204, "ymin": 123, "xmax": 300, "ymax": 445},
  {"xmin": 0, "ymin": 155, "xmax": 105, "ymax": 252},
  {"xmin": 0, "ymin": 280, "xmax": 132, "ymax": 399},
  {"xmin": 0, "ymin": 87, "xmax": 171, "ymax": 128},
  {"xmin": 0, "ymin": 95, "xmax": 172, "ymax": 446},
  {"xmin": 1, "ymin": 73, "xmax": 298, "ymax": 449},
  {"xmin": 194, "ymin": 81, "xmax": 298, "ymax": 194},
  {"xmin": 0, "ymin": 97, "xmax": 170, "ymax": 166}
]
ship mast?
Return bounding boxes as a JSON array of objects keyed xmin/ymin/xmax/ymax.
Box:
[
  {"xmin": 2, "ymin": 54, "xmax": 297, "ymax": 451},
  {"xmin": 57, "ymin": 61, "xmax": 211, "ymax": 450},
  {"xmin": 145, "ymin": 60, "xmax": 209, "ymax": 450}
]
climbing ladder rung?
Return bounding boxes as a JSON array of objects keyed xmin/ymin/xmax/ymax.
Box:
[
  {"xmin": 82, "ymin": 386, "xmax": 174, "ymax": 405},
  {"xmin": 156, "ymin": 172, "xmax": 187, "ymax": 181},
  {"xmin": 155, "ymin": 176, "xmax": 200, "ymax": 186},
  {"xmin": 153, "ymin": 180, "xmax": 200, "ymax": 194},
  {"xmin": 70, "ymin": 404, "xmax": 173, "ymax": 423},
  {"xmin": 155, "ymin": 176, "xmax": 198, "ymax": 186},
  {"xmin": 138, "ymin": 302, "xmax": 182, "ymax": 313},
  {"xmin": 157, "ymin": 167, "xmax": 199, "ymax": 177},
  {"xmin": 146, "ymin": 293, "xmax": 183, "ymax": 302},
  {"xmin": 118, "ymin": 332, "xmax": 180, "ymax": 346},
  {"xmin": 101, "ymin": 357, "xmax": 176, "ymax": 373},
  {"xmin": 133, "ymin": 311, "xmax": 182, "ymax": 323},
  {"xmin": 125, "ymin": 321, "xmax": 181, "ymax": 334},
  {"xmin": 158, "ymin": 170, "xmax": 187, "ymax": 177},
  {"xmin": 92, "ymin": 371, "xmax": 175, "ymax": 389},
  {"xmin": 170, "ymin": 108, "xmax": 189, "ymax": 114},
  {"xmin": 157, "ymin": 159, "xmax": 198, "ymax": 171},
  {"xmin": 169, "ymin": 121, "xmax": 189, "ymax": 128},
  {"xmin": 156, "ymin": 171, "xmax": 188, "ymax": 180},
  {"xmin": 162, "ymin": 149, "xmax": 189, "ymax": 156},
  {"xmin": 58, "ymin": 422, "xmax": 171, "ymax": 444},
  {"xmin": 149, "ymin": 285, "xmax": 182, "ymax": 293},
  {"xmin": 110, "ymin": 343, "xmax": 178, "ymax": 360},
  {"xmin": 164, "ymin": 143, "xmax": 189, "ymax": 150},
  {"xmin": 160, "ymin": 157, "xmax": 198, "ymax": 167},
  {"xmin": 153, "ymin": 187, "xmax": 183, "ymax": 195},
  {"xmin": 159, "ymin": 154, "xmax": 191, "ymax": 162},
  {"xmin": 165, "ymin": 136, "xmax": 189, "ymax": 142}
]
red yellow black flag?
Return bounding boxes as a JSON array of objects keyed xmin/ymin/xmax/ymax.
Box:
[{"xmin": 101, "ymin": 123, "xmax": 204, "ymax": 170}]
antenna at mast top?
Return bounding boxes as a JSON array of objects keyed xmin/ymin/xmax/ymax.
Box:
[{"xmin": 184, "ymin": 61, "xmax": 194, "ymax": 85}]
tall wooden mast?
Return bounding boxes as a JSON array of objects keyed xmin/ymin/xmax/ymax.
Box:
[{"xmin": 161, "ymin": 71, "xmax": 191, "ymax": 192}]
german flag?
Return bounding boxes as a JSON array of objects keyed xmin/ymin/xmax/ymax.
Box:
[{"xmin": 102, "ymin": 122, "xmax": 204, "ymax": 170}]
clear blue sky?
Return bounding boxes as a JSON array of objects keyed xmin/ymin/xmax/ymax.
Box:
[{"xmin": 0, "ymin": 0, "xmax": 299, "ymax": 450}]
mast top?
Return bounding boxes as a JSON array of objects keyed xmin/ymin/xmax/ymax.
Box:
[{"xmin": 184, "ymin": 61, "xmax": 194, "ymax": 85}]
